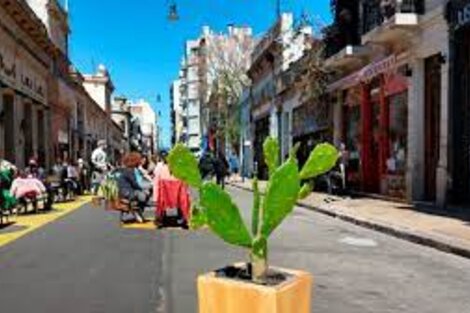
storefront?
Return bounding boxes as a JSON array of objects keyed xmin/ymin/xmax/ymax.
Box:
[
  {"xmin": 447, "ymin": 0, "xmax": 470, "ymax": 203},
  {"xmin": 292, "ymin": 101, "xmax": 331, "ymax": 168},
  {"xmin": 330, "ymin": 55, "xmax": 409, "ymax": 198}
]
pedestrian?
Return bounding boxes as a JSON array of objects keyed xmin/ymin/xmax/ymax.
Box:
[
  {"xmin": 228, "ymin": 152, "xmax": 239, "ymax": 182},
  {"xmin": 77, "ymin": 158, "xmax": 90, "ymax": 194},
  {"xmin": 199, "ymin": 149, "xmax": 215, "ymax": 180},
  {"xmin": 338, "ymin": 142, "xmax": 349, "ymax": 191},
  {"xmin": 153, "ymin": 151, "xmax": 190, "ymax": 228},
  {"xmin": 91, "ymin": 140, "xmax": 109, "ymax": 194},
  {"xmin": 214, "ymin": 151, "xmax": 229, "ymax": 189}
]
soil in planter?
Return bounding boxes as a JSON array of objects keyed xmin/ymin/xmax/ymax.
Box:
[{"xmin": 214, "ymin": 264, "xmax": 293, "ymax": 286}]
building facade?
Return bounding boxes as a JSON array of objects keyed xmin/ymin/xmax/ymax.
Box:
[
  {"xmin": 177, "ymin": 25, "xmax": 253, "ymax": 155},
  {"xmin": 1, "ymin": 0, "xmax": 127, "ymax": 168},
  {"xmin": 248, "ymin": 13, "xmax": 312, "ymax": 179},
  {"xmin": 447, "ymin": 0, "xmax": 470, "ymax": 205},
  {"xmin": 170, "ymin": 79, "xmax": 183, "ymax": 145},
  {"xmin": 324, "ymin": 0, "xmax": 449, "ymax": 204},
  {"xmin": 0, "ymin": 0, "xmax": 55, "ymax": 168},
  {"xmin": 129, "ymin": 100, "xmax": 157, "ymax": 155}
]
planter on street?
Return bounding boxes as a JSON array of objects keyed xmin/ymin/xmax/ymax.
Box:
[
  {"xmin": 168, "ymin": 138, "xmax": 338, "ymax": 313},
  {"xmin": 198, "ymin": 265, "xmax": 312, "ymax": 313}
]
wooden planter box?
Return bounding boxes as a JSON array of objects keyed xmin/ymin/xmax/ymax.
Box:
[{"xmin": 198, "ymin": 266, "xmax": 313, "ymax": 313}]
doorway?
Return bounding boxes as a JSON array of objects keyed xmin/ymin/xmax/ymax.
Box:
[
  {"xmin": 254, "ymin": 116, "xmax": 270, "ymax": 180},
  {"xmin": 452, "ymin": 27, "xmax": 470, "ymax": 203},
  {"xmin": 3, "ymin": 94, "xmax": 15, "ymax": 163},
  {"xmin": 424, "ymin": 54, "xmax": 442, "ymax": 201}
]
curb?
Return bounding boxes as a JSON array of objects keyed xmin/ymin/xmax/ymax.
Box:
[{"xmin": 229, "ymin": 182, "xmax": 470, "ymax": 260}]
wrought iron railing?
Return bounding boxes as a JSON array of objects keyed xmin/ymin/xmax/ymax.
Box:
[{"xmin": 362, "ymin": 0, "xmax": 425, "ymax": 35}]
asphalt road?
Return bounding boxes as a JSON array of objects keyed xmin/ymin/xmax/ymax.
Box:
[{"xmin": 0, "ymin": 187, "xmax": 469, "ymax": 313}]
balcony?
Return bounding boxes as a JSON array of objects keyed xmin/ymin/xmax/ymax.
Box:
[
  {"xmin": 361, "ymin": 0, "xmax": 424, "ymax": 45},
  {"xmin": 323, "ymin": 18, "xmax": 365, "ymax": 70},
  {"xmin": 324, "ymin": 45, "xmax": 370, "ymax": 70}
]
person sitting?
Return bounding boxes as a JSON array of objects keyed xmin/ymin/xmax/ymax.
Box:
[
  {"xmin": 26, "ymin": 157, "xmax": 52, "ymax": 209},
  {"xmin": 136, "ymin": 155, "xmax": 153, "ymax": 195},
  {"xmin": 115, "ymin": 153, "xmax": 148, "ymax": 223},
  {"xmin": 153, "ymin": 151, "xmax": 190, "ymax": 228},
  {"xmin": 10, "ymin": 170, "xmax": 47, "ymax": 213},
  {"xmin": 67, "ymin": 161, "xmax": 80, "ymax": 196},
  {"xmin": 77, "ymin": 158, "xmax": 90, "ymax": 195},
  {"xmin": 0, "ymin": 158, "xmax": 17, "ymax": 214}
]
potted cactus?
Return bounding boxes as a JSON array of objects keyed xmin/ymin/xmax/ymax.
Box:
[
  {"xmin": 93, "ymin": 176, "xmax": 120, "ymax": 210},
  {"xmin": 168, "ymin": 137, "xmax": 338, "ymax": 313}
]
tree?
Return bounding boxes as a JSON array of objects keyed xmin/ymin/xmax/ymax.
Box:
[{"xmin": 200, "ymin": 29, "xmax": 254, "ymax": 154}]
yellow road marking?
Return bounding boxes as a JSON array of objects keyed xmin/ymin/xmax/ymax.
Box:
[
  {"xmin": 0, "ymin": 196, "xmax": 91, "ymax": 248},
  {"xmin": 120, "ymin": 219, "xmax": 187, "ymax": 232},
  {"xmin": 121, "ymin": 221, "xmax": 157, "ymax": 231}
]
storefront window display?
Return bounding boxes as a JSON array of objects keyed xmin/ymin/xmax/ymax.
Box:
[
  {"xmin": 385, "ymin": 91, "xmax": 408, "ymax": 198},
  {"xmin": 387, "ymin": 91, "xmax": 407, "ymax": 174}
]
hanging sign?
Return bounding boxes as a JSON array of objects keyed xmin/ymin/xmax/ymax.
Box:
[{"xmin": 456, "ymin": 2, "xmax": 470, "ymax": 30}]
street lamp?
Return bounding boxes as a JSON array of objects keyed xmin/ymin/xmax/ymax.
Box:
[{"xmin": 167, "ymin": 1, "xmax": 179, "ymax": 21}]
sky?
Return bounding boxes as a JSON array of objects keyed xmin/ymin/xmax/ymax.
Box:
[{"xmin": 68, "ymin": 0, "xmax": 332, "ymax": 148}]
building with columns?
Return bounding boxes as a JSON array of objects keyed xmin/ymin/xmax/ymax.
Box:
[
  {"xmin": 1, "ymin": 0, "xmax": 126, "ymax": 167},
  {"xmin": 0, "ymin": 0, "xmax": 55, "ymax": 168}
]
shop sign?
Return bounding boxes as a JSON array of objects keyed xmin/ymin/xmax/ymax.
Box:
[
  {"xmin": 0, "ymin": 50, "xmax": 47, "ymax": 104},
  {"xmin": 456, "ymin": 2, "xmax": 470, "ymax": 30},
  {"xmin": 327, "ymin": 55, "xmax": 397, "ymax": 92},
  {"xmin": 360, "ymin": 55, "xmax": 396, "ymax": 82}
]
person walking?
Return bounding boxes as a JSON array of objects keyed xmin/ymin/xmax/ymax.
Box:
[
  {"xmin": 214, "ymin": 151, "xmax": 229, "ymax": 189},
  {"xmin": 91, "ymin": 140, "xmax": 108, "ymax": 193},
  {"xmin": 198, "ymin": 150, "xmax": 215, "ymax": 181},
  {"xmin": 228, "ymin": 152, "xmax": 240, "ymax": 182}
]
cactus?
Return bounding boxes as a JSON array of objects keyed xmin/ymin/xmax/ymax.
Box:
[
  {"xmin": 168, "ymin": 137, "xmax": 339, "ymax": 282},
  {"xmin": 97, "ymin": 176, "xmax": 119, "ymax": 201}
]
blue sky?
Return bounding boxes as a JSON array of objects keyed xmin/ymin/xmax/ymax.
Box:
[{"xmin": 68, "ymin": 0, "xmax": 331, "ymax": 148}]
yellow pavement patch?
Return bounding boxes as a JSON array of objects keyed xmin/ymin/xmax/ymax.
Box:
[
  {"xmin": 120, "ymin": 220, "xmax": 188, "ymax": 232},
  {"xmin": 0, "ymin": 196, "xmax": 91, "ymax": 248},
  {"xmin": 121, "ymin": 221, "xmax": 157, "ymax": 231}
]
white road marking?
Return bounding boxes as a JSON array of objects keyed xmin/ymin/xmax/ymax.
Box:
[{"xmin": 339, "ymin": 236, "xmax": 378, "ymax": 247}]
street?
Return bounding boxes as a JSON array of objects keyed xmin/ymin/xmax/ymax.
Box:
[{"xmin": 0, "ymin": 187, "xmax": 469, "ymax": 313}]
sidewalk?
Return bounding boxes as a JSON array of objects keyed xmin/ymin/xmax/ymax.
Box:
[{"xmin": 229, "ymin": 179, "xmax": 470, "ymax": 259}]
